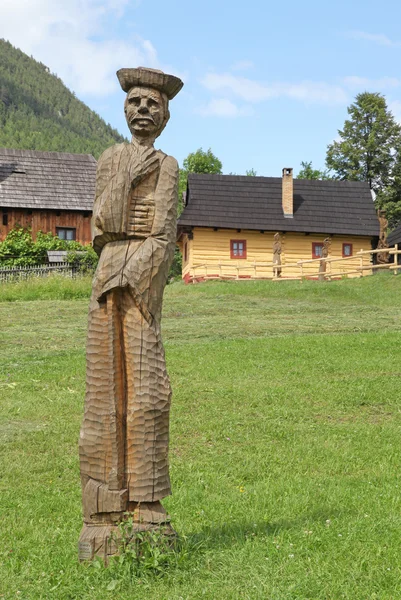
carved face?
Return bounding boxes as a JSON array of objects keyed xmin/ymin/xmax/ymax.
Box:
[{"xmin": 124, "ymin": 86, "xmax": 167, "ymax": 139}]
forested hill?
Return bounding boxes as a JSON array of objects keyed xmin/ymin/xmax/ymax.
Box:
[{"xmin": 0, "ymin": 39, "xmax": 127, "ymax": 158}]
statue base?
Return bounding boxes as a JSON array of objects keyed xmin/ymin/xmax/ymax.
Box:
[{"xmin": 78, "ymin": 501, "xmax": 176, "ymax": 563}]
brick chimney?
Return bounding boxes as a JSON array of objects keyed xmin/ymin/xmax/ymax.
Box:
[{"xmin": 282, "ymin": 167, "xmax": 293, "ymax": 218}]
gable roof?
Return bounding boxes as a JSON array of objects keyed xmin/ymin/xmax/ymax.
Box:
[
  {"xmin": 0, "ymin": 148, "xmax": 96, "ymax": 211},
  {"xmin": 388, "ymin": 222, "xmax": 401, "ymax": 246},
  {"xmin": 178, "ymin": 174, "xmax": 379, "ymax": 237}
]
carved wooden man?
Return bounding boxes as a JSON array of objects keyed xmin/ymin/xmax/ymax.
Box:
[
  {"xmin": 78, "ymin": 67, "xmax": 183, "ymax": 561},
  {"xmin": 318, "ymin": 237, "xmax": 331, "ymax": 281},
  {"xmin": 272, "ymin": 233, "xmax": 282, "ymax": 278},
  {"xmin": 377, "ymin": 209, "xmax": 389, "ymax": 265}
]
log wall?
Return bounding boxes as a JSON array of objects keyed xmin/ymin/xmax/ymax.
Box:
[
  {"xmin": 0, "ymin": 208, "xmax": 92, "ymax": 244},
  {"xmin": 180, "ymin": 227, "xmax": 374, "ymax": 281}
]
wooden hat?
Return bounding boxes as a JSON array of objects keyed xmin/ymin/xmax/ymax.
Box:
[{"xmin": 117, "ymin": 67, "xmax": 183, "ymax": 99}]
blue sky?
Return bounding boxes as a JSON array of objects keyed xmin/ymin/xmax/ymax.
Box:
[{"xmin": 3, "ymin": 0, "xmax": 401, "ymax": 176}]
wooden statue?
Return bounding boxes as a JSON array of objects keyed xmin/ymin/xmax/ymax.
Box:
[
  {"xmin": 272, "ymin": 232, "xmax": 282, "ymax": 277},
  {"xmin": 377, "ymin": 209, "xmax": 389, "ymax": 264},
  {"xmin": 78, "ymin": 67, "xmax": 183, "ymax": 562},
  {"xmin": 318, "ymin": 237, "xmax": 331, "ymax": 281}
]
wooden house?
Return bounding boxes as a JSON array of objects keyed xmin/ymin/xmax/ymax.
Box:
[
  {"xmin": 0, "ymin": 148, "xmax": 96, "ymax": 244},
  {"xmin": 177, "ymin": 168, "xmax": 380, "ymax": 281}
]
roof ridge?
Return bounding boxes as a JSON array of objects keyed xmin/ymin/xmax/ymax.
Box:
[{"xmin": 188, "ymin": 173, "xmax": 369, "ymax": 187}]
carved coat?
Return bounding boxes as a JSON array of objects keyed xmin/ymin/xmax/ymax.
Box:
[
  {"xmin": 79, "ymin": 141, "xmax": 178, "ymax": 507},
  {"xmin": 90, "ymin": 142, "xmax": 178, "ymax": 316}
]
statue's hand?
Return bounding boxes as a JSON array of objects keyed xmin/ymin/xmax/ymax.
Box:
[{"xmin": 131, "ymin": 148, "xmax": 159, "ymax": 187}]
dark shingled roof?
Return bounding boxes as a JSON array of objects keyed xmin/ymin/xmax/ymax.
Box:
[
  {"xmin": 178, "ymin": 174, "xmax": 380, "ymax": 237},
  {"xmin": 0, "ymin": 148, "xmax": 96, "ymax": 211},
  {"xmin": 388, "ymin": 222, "xmax": 401, "ymax": 246}
]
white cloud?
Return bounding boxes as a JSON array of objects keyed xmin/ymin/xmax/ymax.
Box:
[
  {"xmin": 201, "ymin": 73, "xmax": 348, "ymax": 106},
  {"xmin": 346, "ymin": 30, "xmax": 401, "ymax": 47},
  {"xmin": 196, "ymin": 98, "xmax": 253, "ymax": 118},
  {"xmin": 230, "ymin": 60, "xmax": 255, "ymax": 72},
  {"xmin": 1, "ymin": 0, "xmax": 162, "ymax": 96},
  {"xmin": 343, "ymin": 76, "xmax": 401, "ymax": 89}
]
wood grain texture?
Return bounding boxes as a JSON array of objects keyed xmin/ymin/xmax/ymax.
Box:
[
  {"xmin": 319, "ymin": 237, "xmax": 331, "ymax": 281},
  {"xmin": 377, "ymin": 209, "xmax": 390, "ymax": 264},
  {"xmin": 78, "ymin": 68, "xmax": 182, "ymax": 561},
  {"xmin": 181, "ymin": 228, "xmax": 374, "ymax": 280},
  {"xmin": 273, "ymin": 232, "xmax": 282, "ymax": 277},
  {"xmin": 0, "ymin": 208, "xmax": 92, "ymax": 244}
]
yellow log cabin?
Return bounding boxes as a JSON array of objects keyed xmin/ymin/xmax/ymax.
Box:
[{"xmin": 177, "ymin": 168, "xmax": 380, "ymax": 282}]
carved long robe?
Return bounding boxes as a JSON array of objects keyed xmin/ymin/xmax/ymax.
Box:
[{"xmin": 79, "ymin": 142, "xmax": 178, "ymax": 506}]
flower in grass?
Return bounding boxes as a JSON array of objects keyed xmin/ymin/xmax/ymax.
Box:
[{"xmin": 289, "ymin": 554, "xmax": 294, "ymax": 558}]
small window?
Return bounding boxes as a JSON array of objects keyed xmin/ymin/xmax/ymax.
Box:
[
  {"xmin": 342, "ymin": 243, "xmax": 353, "ymax": 257},
  {"xmin": 56, "ymin": 227, "xmax": 76, "ymax": 241},
  {"xmin": 2, "ymin": 213, "xmax": 8, "ymax": 226},
  {"xmin": 230, "ymin": 239, "xmax": 247, "ymax": 259},
  {"xmin": 312, "ymin": 242, "xmax": 323, "ymax": 259}
]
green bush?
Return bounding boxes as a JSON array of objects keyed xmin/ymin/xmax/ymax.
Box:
[
  {"xmin": 0, "ymin": 226, "xmax": 98, "ymax": 270},
  {"xmin": 67, "ymin": 245, "xmax": 99, "ymax": 273},
  {"xmin": 168, "ymin": 247, "xmax": 182, "ymax": 282}
]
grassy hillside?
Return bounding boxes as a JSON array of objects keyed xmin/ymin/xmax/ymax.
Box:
[
  {"xmin": 0, "ymin": 39, "xmax": 126, "ymax": 158},
  {"xmin": 0, "ymin": 275, "xmax": 401, "ymax": 599}
]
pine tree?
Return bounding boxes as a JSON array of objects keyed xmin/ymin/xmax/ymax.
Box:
[
  {"xmin": 0, "ymin": 38, "xmax": 126, "ymax": 158},
  {"xmin": 326, "ymin": 92, "xmax": 401, "ymax": 195}
]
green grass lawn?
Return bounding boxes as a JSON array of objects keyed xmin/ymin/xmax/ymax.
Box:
[{"xmin": 1, "ymin": 274, "xmax": 401, "ymax": 599}]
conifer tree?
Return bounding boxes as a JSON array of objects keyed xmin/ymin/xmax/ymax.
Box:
[{"xmin": 326, "ymin": 92, "xmax": 401, "ymax": 229}]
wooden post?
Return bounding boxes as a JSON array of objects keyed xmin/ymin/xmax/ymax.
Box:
[
  {"xmin": 359, "ymin": 250, "xmax": 364, "ymax": 277},
  {"xmin": 395, "ymin": 244, "xmax": 399, "ymax": 276},
  {"xmin": 327, "ymin": 258, "xmax": 331, "ymax": 281}
]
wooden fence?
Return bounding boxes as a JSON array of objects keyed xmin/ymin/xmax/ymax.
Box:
[
  {"xmin": 190, "ymin": 245, "xmax": 401, "ymax": 282},
  {"xmin": 0, "ymin": 263, "xmax": 78, "ymax": 283}
]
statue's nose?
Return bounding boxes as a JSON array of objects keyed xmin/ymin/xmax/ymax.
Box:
[{"xmin": 138, "ymin": 103, "xmax": 148, "ymax": 114}]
